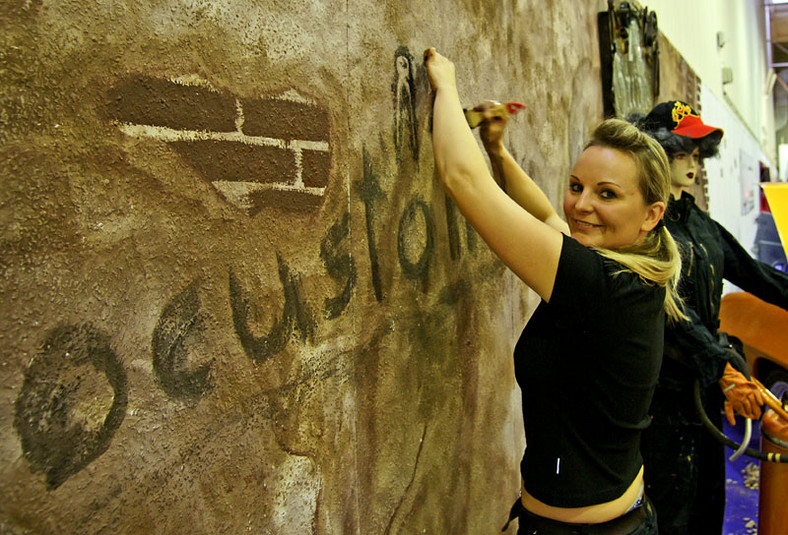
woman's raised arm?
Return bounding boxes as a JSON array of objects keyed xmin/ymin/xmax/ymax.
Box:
[
  {"xmin": 476, "ymin": 102, "xmax": 570, "ymax": 235},
  {"xmin": 425, "ymin": 48, "xmax": 563, "ymax": 301}
]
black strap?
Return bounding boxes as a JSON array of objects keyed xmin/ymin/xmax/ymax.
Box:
[
  {"xmin": 501, "ymin": 498, "xmax": 524, "ymax": 532},
  {"xmin": 501, "ymin": 496, "xmax": 654, "ymax": 534}
]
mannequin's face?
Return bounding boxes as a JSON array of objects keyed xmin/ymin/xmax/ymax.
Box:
[{"xmin": 670, "ymin": 147, "xmax": 700, "ymax": 191}]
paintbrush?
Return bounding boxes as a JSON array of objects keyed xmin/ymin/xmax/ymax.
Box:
[{"xmin": 463, "ymin": 101, "xmax": 525, "ymax": 128}]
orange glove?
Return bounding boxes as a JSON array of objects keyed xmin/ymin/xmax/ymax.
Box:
[{"xmin": 718, "ymin": 362, "xmax": 765, "ymax": 425}]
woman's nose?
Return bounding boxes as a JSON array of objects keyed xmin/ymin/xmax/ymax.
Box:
[{"xmin": 574, "ymin": 191, "xmax": 593, "ymax": 212}]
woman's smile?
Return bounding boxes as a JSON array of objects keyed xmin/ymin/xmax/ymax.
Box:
[{"xmin": 573, "ymin": 219, "xmax": 603, "ymax": 230}]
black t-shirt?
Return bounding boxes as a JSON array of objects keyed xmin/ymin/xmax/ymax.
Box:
[{"xmin": 514, "ymin": 235, "xmax": 665, "ymax": 507}]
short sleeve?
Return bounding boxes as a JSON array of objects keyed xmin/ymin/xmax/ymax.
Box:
[{"xmin": 548, "ymin": 235, "xmax": 610, "ymax": 312}]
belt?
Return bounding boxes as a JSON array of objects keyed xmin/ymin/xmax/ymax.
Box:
[{"xmin": 502, "ymin": 496, "xmax": 655, "ymax": 534}]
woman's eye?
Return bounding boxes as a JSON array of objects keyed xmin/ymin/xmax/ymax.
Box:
[
  {"xmin": 600, "ymin": 190, "xmax": 617, "ymax": 200},
  {"xmin": 569, "ymin": 183, "xmax": 582, "ymax": 193}
]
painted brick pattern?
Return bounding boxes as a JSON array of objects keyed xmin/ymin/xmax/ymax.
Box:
[
  {"xmin": 107, "ymin": 77, "xmax": 238, "ymax": 132},
  {"xmin": 241, "ymin": 98, "xmax": 330, "ymax": 142},
  {"xmin": 171, "ymin": 141, "xmax": 297, "ymax": 186},
  {"xmin": 108, "ymin": 78, "xmax": 330, "ymax": 214}
]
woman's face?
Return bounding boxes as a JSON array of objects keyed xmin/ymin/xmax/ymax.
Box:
[
  {"xmin": 669, "ymin": 147, "xmax": 700, "ymax": 191},
  {"xmin": 563, "ymin": 145, "xmax": 664, "ymax": 249}
]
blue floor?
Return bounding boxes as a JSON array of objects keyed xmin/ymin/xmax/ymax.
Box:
[{"xmin": 723, "ymin": 417, "xmax": 761, "ymax": 535}]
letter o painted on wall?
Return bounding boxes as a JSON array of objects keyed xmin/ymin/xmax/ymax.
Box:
[
  {"xmin": 13, "ymin": 325, "xmax": 128, "ymax": 489},
  {"xmin": 397, "ymin": 198, "xmax": 435, "ymax": 281}
]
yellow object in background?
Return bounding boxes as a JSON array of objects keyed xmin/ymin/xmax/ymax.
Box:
[{"xmin": 762, "ymin": 183, "xmax": 788, "ymax": 260}]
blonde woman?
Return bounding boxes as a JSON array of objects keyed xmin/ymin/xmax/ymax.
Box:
[{"xmin": 425, "ymin": 48, "xmax": 683, "ymax": 534}]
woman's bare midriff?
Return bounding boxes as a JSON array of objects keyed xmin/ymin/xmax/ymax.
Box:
[{"xmin": 521, "ymin": 465, "xmax": 644, "ymax": 524}]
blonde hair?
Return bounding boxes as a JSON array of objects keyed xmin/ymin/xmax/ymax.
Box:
[{"xmin": 584, "ymin": 119, "xmax": 687, "ymax": 322}]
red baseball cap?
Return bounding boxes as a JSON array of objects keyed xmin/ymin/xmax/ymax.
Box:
[{"xmin": 642, "ymin": 100, "xmax": 724, "ymax": 139}]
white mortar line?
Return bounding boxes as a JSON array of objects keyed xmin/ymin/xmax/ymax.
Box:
[
  {"xmin": 118, "ymin": 123, "xmax": 329, "ymax": 153},
  {"xmin": 234, "ymin": 98, "xmax": 245, "ymax": 132},
  {"xmin": 292, "ymin": 147, "xmax": 305, "ymax": 189},
  {"xmin": 212, "ymin": 180, "xmax": 325, "ymax": 196}
]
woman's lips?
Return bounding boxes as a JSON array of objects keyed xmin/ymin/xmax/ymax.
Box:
[{"xmin": 574, "ymin": 219, "xmax": 602, "ymax": 230}]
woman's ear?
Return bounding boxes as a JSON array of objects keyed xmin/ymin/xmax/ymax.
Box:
[{"xmin": 642, "ymin": 201, "xmax": 666, "ymax": 232}]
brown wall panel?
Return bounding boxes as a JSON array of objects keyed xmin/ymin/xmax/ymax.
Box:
[{"xmin": 0, "ymin": 1, "xmax": 606, "ymax": 533}]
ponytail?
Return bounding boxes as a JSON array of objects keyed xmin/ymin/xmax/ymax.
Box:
[{"xmin": 586, "ymin": 119, "xmax": 686, "ymax": 322}]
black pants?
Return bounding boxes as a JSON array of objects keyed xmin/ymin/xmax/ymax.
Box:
[
  {"xmin": 641, "ymin": 383, "xmax": 726, "ymax": 535},
  {"xmin": 503, "ymin": 497, "xmax": 657, "ymax": 535}
]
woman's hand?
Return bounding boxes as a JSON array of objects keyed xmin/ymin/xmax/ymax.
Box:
[
  {"xmin": 476, "ymin": 100, "xmax": 510, "ymax": 155},
  {"xmin": 423, "ymin": 47, "xmax": 456, "ymax": 92}
]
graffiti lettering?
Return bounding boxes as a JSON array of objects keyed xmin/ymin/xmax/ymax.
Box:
[
  {"xmin": 358, "ymin": 152, "xmax": 479, "ymax": 300},
  {"xmin": 357, "ymin": 149, "xmax": 386, "ymax": 302},
  {"xmin": 152, "ymin": 282, "xmax": 214, "ymax": 401},
  {"xmin": 321, "ymin": 212, "xmax": 357, "ymax": 319},
  {"xmin": 12, "ymin": 47, "xmax": 490, "ymax": 488},
  {"xmin": 230, "ymin": 255, "xmax": 316, "ymax": 364},
  {"xmin": 13, "ymin": 325, "xmax": 128, "ymax": 489},
  {"xmin": 393, "ymin": 46, "xmax": 419, "ymax": 166},
  {"xmin": 444, "ymin": 196, "xmax": 477, "ymax": 260},
  {"xmin": 397, "ymin": 198, "xmax": 435, "ymax": 283}
]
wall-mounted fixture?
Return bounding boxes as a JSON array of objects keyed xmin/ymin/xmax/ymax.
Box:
[
  {"xmin": 717, "ymin": 31, "xmax": 726, "ymax": 49},
  {"xmin": 597, "ymin": 1, "xmax": 660, "ymax": 118},
  {"xmin": 722, "ymin": 66, "xmax": 734, "ymax": 85}
]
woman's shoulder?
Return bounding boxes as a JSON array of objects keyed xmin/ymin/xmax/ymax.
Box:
[
  {"xmin": 558, "ymin": 236, "xmax": 609, "ymax": 276},
  {"xmin": 558, "ymin": 236, "xmax": 664, "ymax": 295},
  {"xmin": 599, "ymin": 254, "xmax": 664, "ymax": 298},
  {"xmin": 553, "ymin": 237, "xmax": 636, "ymax": 302}
]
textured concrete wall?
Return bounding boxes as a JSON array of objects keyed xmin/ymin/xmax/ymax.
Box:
[{"xmin": 0, "ymin": 1, "xmax": 604, "ymax": 533}]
